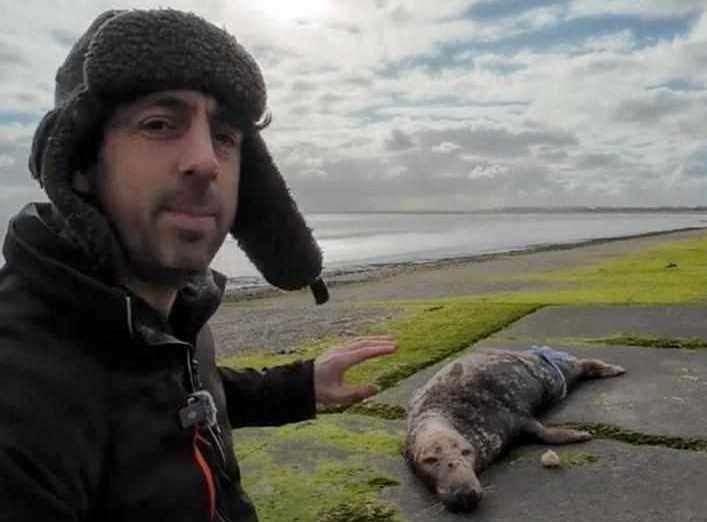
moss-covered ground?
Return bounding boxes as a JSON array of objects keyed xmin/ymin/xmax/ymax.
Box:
[
  {"xmin": 586, "ymin": 334, "xmax": 707, "ymax": 350},
  {"xmin": 221, "ymin": 301, "xmax": 541, "ymax": 389},
  {"xmin": 234, "ymin": 414, "xmax": 405, "ymax": 522},
  {"xmin": 479, "ymin": 234, "xmax": 707, "ymax": 304},
  {"xmin": 220, "ymin": 232, "xmax": 707, "ymax": 522},
  {"xmin": 559, "ymin": 423, "xmax": 707, "ymax": 452}
]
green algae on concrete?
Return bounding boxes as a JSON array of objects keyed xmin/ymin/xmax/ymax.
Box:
[
  {"xmin": 497, "ymin": 334, "xmax": 707, "ymax": 351},
  {"xmin": 219, "ymin": 337, "xmax": 335, "ymax": 372},
  {"xmin": 348, "ymin": 401, "xmax": 407, "ymax": 420},
  {"xmin": 234, "ymin": 414, "xmax": 405, "ymax": 522},
  {"xmin": 318, "ymin": 500, "xmax": 400, "ymax": 522},
  {"xmin": 220, "ymin": 301, "xmax": 539, "ymax": 392},
  {"xmin": 358, "ymin": 301, "xmax": 540, "ymax": 388},
  {"xmin": 558, "ymin": 422, "xmax": 707, "ymax": 452},
  {"xmin": 556, "ymin": 450, "xmax": 599, "ymax": 467},
  {"xmin": 482, "ymin": 233, "xmax": 707, "ymax": 305},
  {"xmin": 587, "ymin": 334, "xmax": 707, "ymax": 350}
]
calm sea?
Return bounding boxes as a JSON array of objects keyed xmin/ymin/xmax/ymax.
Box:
[{"xmin": 211, "ymin": 211, "xmax": 707, "ymax": 289}]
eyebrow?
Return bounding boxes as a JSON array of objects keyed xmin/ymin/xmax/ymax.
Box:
[
  {"xmin": 133, "ymin": 94, "xmax": 195, "ymax": 116},
  {"xmin": 110, "ymin": 93, "xmax": 244, "ymax": 132}
]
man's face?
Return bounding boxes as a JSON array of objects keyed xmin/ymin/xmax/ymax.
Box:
[{"xmin": 94, "ymin": 90, "xmax": 241, "ymax": 284}]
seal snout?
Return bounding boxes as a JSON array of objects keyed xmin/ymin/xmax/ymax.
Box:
[
  {"xmin": 437, "ymin": 457, "xmax": 484, "ymax": 512},
  {"xmin": 438, "ymin": 484, "xmax": 483, "ymax": 512}
]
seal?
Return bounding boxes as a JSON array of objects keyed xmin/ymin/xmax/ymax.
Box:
[{"xmin": 404, "ymin": 346, "xmax": 625, "ymax": 512}]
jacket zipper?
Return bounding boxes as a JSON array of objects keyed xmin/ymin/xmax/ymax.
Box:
[{"xmin": 124, "ymin": 293, "xmax": 231, "ymax": 520}]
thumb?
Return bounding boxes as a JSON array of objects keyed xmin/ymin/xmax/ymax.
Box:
[{"xmin": 320, "ymin": 383, "xmax": 379, "ymax": 407}]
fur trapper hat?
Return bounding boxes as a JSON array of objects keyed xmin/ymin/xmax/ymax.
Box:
[{"xmin": 29, "ymin": 9, "xmax": 328, "ymax": 304}]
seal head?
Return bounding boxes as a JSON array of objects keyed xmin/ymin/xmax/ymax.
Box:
[{"xmin": 405, "ymin": 415, "xmax": 483, "ymax": 512}]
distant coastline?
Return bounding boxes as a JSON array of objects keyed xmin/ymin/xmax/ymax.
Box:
[
  {"xmin": 307, "ymin": 207, "xmax": 707, "ymax": 215},
  {"xmin": 224, "ymin": 225, "xmax": 707, "ymax": 300}
]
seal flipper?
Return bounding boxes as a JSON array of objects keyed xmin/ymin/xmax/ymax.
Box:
[
  {"xmin": 578, "ymin": 358, "xmax": 626, "ymax": 378},
  {"xmin": 520, "ymin": 418, "xmax": 592, "ymax": 444}
]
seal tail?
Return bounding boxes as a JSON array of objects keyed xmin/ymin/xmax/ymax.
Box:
[{"xmin": 577, "ymin": 358, "xmax": 626, "ymax": 379}]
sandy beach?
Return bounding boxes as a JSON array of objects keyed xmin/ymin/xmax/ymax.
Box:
[{"xmin": 211, "ymin": 227, "xmax": 707, "ymax": 358}]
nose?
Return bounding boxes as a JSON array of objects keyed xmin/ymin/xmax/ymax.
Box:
[
  {"xmin": 178, "ymin": 115, "xmax": 219, "ymax": 181},
  {"xmin": 440, "ymin": 486, "xmax": 483, "ymax": 512}
]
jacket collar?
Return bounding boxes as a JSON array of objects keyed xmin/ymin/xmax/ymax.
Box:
[{"xmin": 3, "ymin": 202, "xmax": 226, "ymax": 346}]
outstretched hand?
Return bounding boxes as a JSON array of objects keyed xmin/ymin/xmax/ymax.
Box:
[{"xmin": 314, "ymin": 335, "xmax": 397, "ymax": 407}]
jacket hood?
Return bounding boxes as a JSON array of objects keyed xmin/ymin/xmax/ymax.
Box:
[{"xmin": 3, "ymin": 203, "xmax": 224, "ymax": 344}]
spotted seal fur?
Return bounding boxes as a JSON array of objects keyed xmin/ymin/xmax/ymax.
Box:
[{"xmin": 404, "ymin": 347, "xmax": 625, "ymax": 512}]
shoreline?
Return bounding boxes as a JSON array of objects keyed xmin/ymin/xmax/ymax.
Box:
[
  {"xmin": 212, "ymin": 225, "xmax": 707, "ymax": 357},
  {"xmin": 224, "ymin": 226, "xmax": 707, "ymax": 302}
]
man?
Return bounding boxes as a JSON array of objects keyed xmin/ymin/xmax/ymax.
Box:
[{"xmin": 0, "ymin": 9, "xmax": 395, "ymax": 521}]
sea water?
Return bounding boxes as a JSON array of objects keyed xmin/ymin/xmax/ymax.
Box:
[{"xmin": 211, "ymin": 211, "xmax": 707, "ymax": 290}]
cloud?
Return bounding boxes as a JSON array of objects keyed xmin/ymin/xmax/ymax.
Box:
[
  {"xmin": 464, "ymin": 0, "xmax": 569, "ymax": 22},
  {"xmin": 683, "ymin": 146, "xmax": 707, "ymax": 178},
  {"xmin": 385, "ymin": 128, "xmax": 415, "ymax": 151},
  {"xmin": 0, "ymin": 0, "xmax": 705, "ymax": 219},
  {"xmin": 418, "ymin": 125, "xmax": 578, "ymax": 158},
  {"xmin": 573, "ymin": 152, "xmax": 623, "ymax": 170},
  {"xmin": 613, "ymin": 91, "xmax": 697, "ymax": 123}
]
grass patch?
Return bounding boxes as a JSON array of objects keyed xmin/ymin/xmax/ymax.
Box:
[
  {"xmin": 483, "ymin": 234, "xmax": 707, "ymax": 305},
  {"xmin": 220, "ymin": 301, "xmax": 540, "ymax": 391},
  {"xmin": 586, "ymin": 335, "xmax": 707, "ymax": 350},
  {"xmin": 234, "ymin": 415, "xmax": 404, "ymax": 522}
]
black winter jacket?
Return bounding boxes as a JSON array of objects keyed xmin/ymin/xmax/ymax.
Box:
[{"xmin": 0, "ymin": 203, "xmax": 317, "ymax": 521}]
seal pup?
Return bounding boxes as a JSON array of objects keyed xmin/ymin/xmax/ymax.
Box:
[{"xmin": 404, "ymin": 346, "xmax": 625, "ymax": 512}]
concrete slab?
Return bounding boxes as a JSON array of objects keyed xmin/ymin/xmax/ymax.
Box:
[
  {"xmin": 236, "ymin": 413, "xmax": 707, "ymax": 522},
  {"xmin": 497, "ymin": 305, "xmax": 707, "ymax": 341},
  {"xmin": 383, "ymin": 439, "xmax": 707, "ymax": 522}
]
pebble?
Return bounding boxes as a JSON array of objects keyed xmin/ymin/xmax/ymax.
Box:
[{"xmin": 541, "ymin": 449, "xmax": 562, "ymax": 468}]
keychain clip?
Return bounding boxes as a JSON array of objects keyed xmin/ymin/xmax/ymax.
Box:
[{"xmin": 179, "ymin": 390, "xmax": 218, "ymax": 429}]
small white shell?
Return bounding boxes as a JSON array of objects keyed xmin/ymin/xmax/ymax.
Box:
[{"xmin": 541, "ymin": 450, "xmax": 561, "ymax": 468}]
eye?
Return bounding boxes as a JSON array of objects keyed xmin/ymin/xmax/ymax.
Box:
[
  {"xmin": 212, "ymin": 120, "xmax": 242, "ymax": 151},
  {"xmin": 140, "ymin": 117, "xmax": 175, "ymax": 132},
  {"xmin": 422, "ymin": 456, "xmax": 439, "ymax": 466},
  {"xmin": 214, "ymin": 132, "xmax": 240, "ymax": 148},
  {"xmin": 461, "ymin": 448, "xmax": 472, "ymax": 456},
  {"xmin": 140, "ymin": 117, "xmax": 173, "ymax": 130}
]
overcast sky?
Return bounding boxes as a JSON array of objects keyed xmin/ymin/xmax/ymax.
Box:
[{"xmin": 1, "ymin": 0, "xmax": 706, "ymax": 230}]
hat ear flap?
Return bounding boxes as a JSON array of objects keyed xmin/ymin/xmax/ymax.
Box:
[
  {"xmin": 232, "ymin": 132, "xmax": 324, "ymax": 294},
  {"xmin": 29, "ymin": 109, "xmax": 60, "ymax": 184}
]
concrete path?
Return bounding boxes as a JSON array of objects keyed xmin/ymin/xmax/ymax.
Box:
[
  {"xmin": 495, "ymin": 304, "xmax": 707, "ymax": 340},
  {"xmin": 365, "ymin": 305, "xmax": 707, "ymax": 521}
]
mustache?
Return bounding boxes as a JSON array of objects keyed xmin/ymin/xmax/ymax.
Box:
[{"xmin": 154, "ymin": 188, "xmax": 222, "ymax": 217}]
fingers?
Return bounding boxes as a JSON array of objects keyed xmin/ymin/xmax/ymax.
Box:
[
  {"xmin": 328, "ymin": 337, "xmax": 397, "ymax": 370},
  {"xmin": 337, "ymin": 383, "xmax": 379, "ymax": 405},
  {"xmin": 314, "ymin": 336, "xmax": 397, "ymax": 407},
  {"xmin": 331, "ymin": 335, "xmax": 396, "ymax": 351}
]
